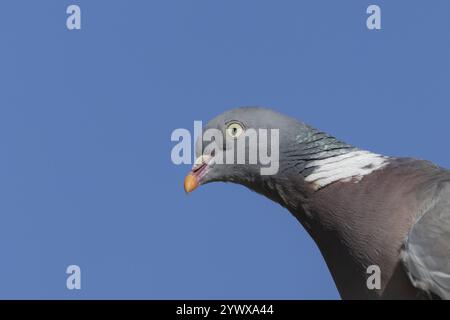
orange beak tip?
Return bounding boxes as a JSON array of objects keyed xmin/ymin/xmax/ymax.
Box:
[{"xmin": 184, "ymin": 174, "xmax": 199, "ymax": 193}]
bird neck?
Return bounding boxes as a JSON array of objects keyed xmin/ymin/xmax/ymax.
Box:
[{"xmin": 279, "ymin": 126, "xmax": 389, "ymax": 191}]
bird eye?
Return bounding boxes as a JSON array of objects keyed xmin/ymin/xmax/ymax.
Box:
[{"xmin": 226, "ymin": 122, "xmax": 244, "ymax": 138}]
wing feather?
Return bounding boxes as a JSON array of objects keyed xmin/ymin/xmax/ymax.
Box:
[{"xmin": 402, "ymin": 181, "xmax": 450, "ymax": 299}]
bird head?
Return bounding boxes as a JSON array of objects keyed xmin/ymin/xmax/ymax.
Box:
[{"xmin": 183, "ymin": 107, "xmax": 325, "ymax": 194}]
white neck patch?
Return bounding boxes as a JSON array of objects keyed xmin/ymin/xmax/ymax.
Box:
[{"xmin": 304, "ymin": 150, "xmax": 389, "ymax": 189}]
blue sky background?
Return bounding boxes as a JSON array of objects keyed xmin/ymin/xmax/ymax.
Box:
[{"xmin": 0, "ymin": 0, "xmax": 449, "ymax": 299}]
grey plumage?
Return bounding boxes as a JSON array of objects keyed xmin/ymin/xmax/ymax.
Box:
[
  {"xmin": 402, "ymin": 181, "xmax": 450, "ymax": 299},
  {"xmin": 185, "ymin": 107, "xmax": 450, "ymax": 299}
]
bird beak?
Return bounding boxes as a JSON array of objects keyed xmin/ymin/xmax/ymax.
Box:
[
  {"xmin": 184, "ymin": 155, "xmax": 214, "ymax": 193},
  {"xmin": 184, "ymin": 174, "xmax": 199, "ymax": 193}
]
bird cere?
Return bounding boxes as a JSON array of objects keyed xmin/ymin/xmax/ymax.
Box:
[{"xmin": 176, "ymin": 106, "xmax": 450, "ymax": 300}]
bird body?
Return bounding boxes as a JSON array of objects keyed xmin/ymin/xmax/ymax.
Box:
[
  {"xmin": 299, "ymin": 158, "xmax": 450, "ymax": 299},
  {"xmin": 184, "ymin": 107, "xmax": 450, "ymax": 299}
]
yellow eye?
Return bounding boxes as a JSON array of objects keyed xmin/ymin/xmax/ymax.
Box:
[{"xmin": 226, "ymin": 122, "xmax": 244, "ymax": 138}]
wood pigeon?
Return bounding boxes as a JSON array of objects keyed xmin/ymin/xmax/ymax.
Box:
[{"xmin": 183, "ymin": 107, "xmax": 450, "ymax": 300}]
